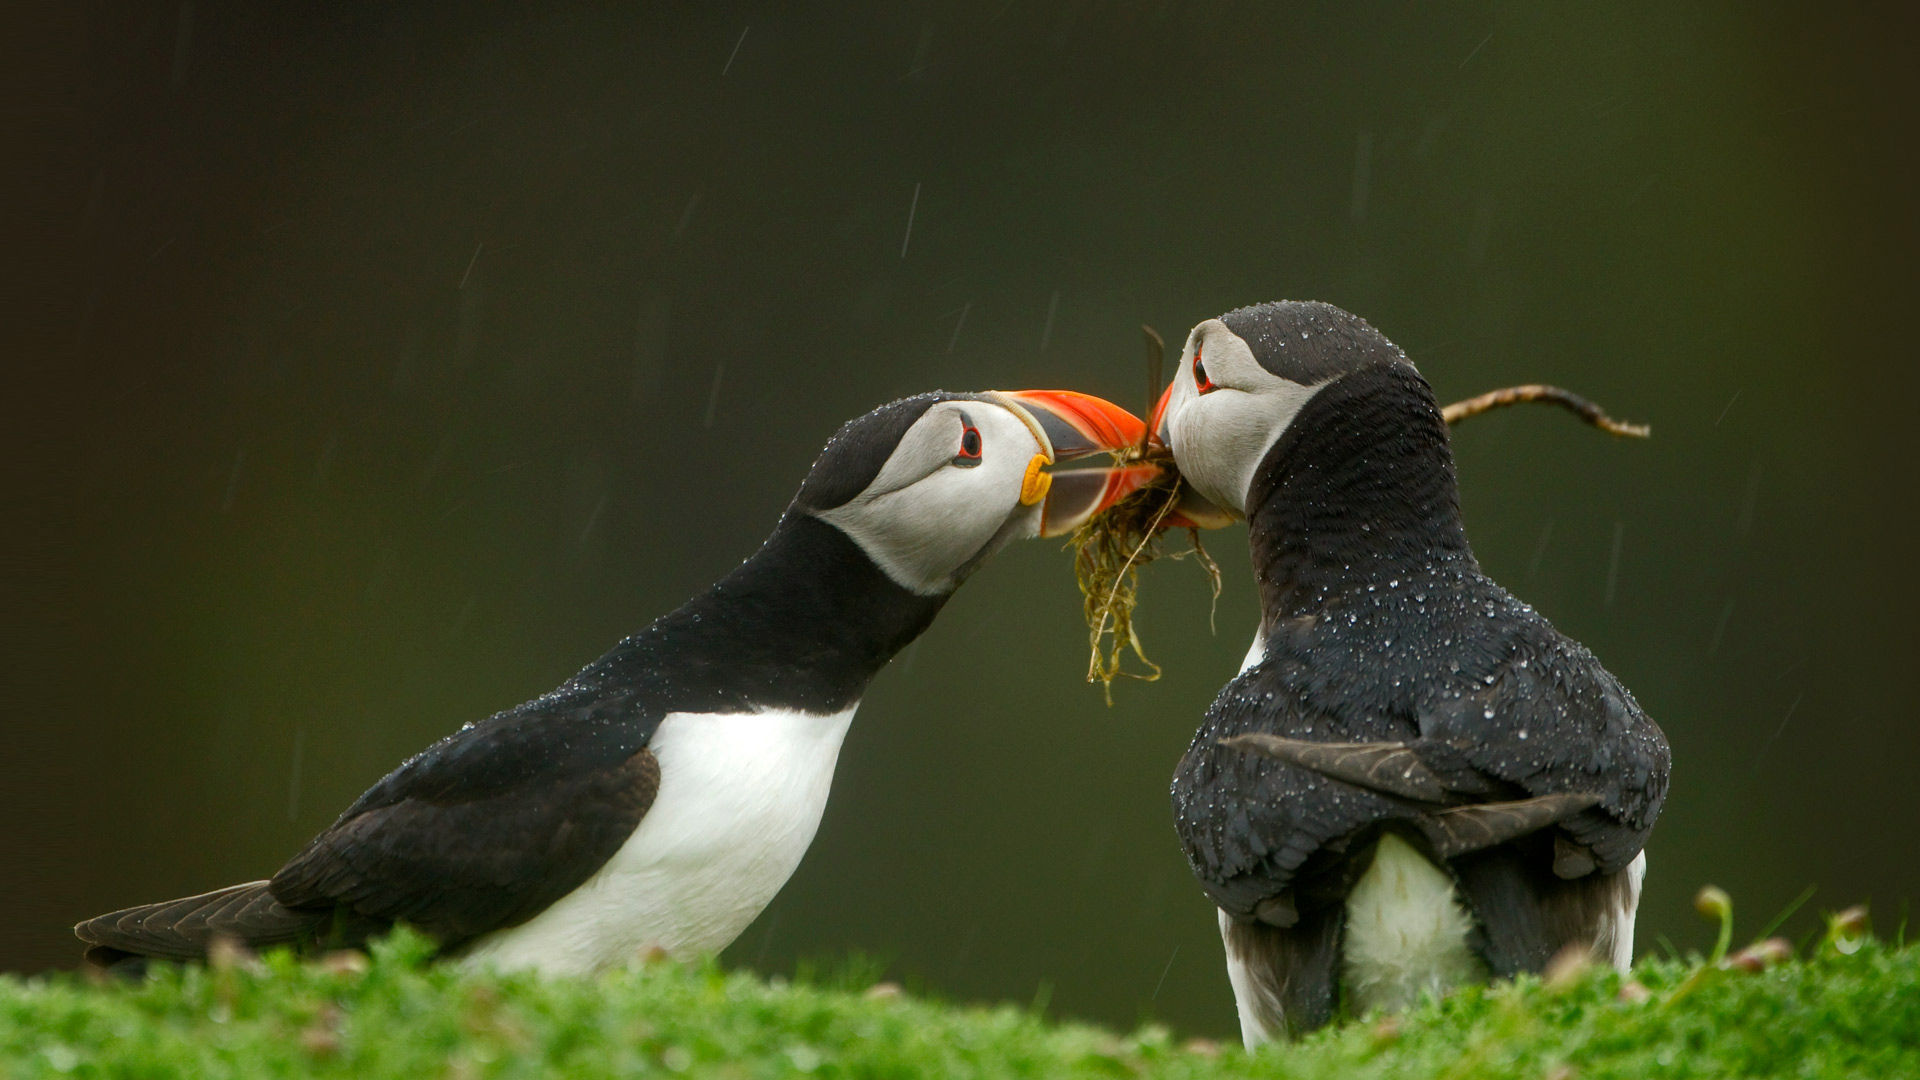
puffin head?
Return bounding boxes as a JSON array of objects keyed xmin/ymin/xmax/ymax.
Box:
[
  {"xmin": 1149, "ymin": 300, "xmax": 1422, "ymax": 519},
  {"xmin": 797, "ymin": 390, "xmax": 1155, "ymax": 595}
]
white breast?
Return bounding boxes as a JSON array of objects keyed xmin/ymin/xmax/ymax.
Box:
[
  {"xmin": 1238, "ymin": 627, "xmax": 1267, "ymax": 674},
  {"xmin": 1340, "ymin": 834, "xmax": 1489, "ymax": 1016},
  {"xmin": 1599, "ymin": 849, "xmax": 1647, "ymax": 971},
  {"xmin": 459, "ymin": 705, "xmax": 858, "ymax": 976}
]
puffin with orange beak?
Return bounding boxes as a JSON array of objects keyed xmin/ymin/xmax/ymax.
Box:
[
  {"xmin": 77, "ymin": 389, "xmax": 1150, "ymax": 974},
  {"xmin": 1146, "ymin": 301, "xmax": 1669, "ymax": 1044}
]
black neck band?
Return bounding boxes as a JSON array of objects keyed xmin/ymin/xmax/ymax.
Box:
[
  {"xmin": 573, "ymin": 513, "xmax": 948, "ymax": 716},
  {"xmin": 1245, "ymin": 363, "xmax": 1476, "ymax": 622}
]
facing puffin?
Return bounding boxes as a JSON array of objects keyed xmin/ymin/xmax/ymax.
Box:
[
  {"xmin": 1148, "ymin": 301, "xmax": 1670, "ymax": 1045},
  {"xmin": 77, "ymin": 389, "xmax": 1152, "ymax": 975}
]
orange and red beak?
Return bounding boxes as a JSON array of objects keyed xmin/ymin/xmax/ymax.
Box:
[
  {"xmin": 991, "ymin": 390, "xmax": 1163, "ymax": 537},
  {"xmin": 1149, "ymin": 380, "xmax": 1176, "ymax": 447}
]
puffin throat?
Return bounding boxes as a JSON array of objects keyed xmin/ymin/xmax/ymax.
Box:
[{"xmin": 1244, "ymin": 362, "xmax": 1477, "ymax": 623}]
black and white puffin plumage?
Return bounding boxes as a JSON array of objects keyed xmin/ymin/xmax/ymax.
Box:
[
  {"xmin": 1149, "ymin": 302, "xmax": 1670, "ymax": 1044},
  {"xmin": 77, "ymin": 389, "xmax": 1150, "ymax": 974}
]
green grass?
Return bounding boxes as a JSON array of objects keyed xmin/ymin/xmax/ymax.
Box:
[{"xmin": 2, "ymin": 928, "xmax": 1912, "ymax": 1079}]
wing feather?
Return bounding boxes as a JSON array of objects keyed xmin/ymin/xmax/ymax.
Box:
[
  {"xmin": 271, "ymin": 702, "xmax": 662, "ymax": 946},
  {"xmin": 79, "ymin": 692, "xmax": 666, "ymax": 963}
]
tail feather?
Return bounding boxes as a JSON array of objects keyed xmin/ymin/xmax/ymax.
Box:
[
  {"xmin": 1220, "ymin": 734, "xmax": 1453, "ymax": 801},
  {"xmin": 74, "ymin": 881, "xmax": 326, "ymax": 962},
  {"xmin": 1427, "ymin": 793, "xmax": 1601, "ymax": 859}
]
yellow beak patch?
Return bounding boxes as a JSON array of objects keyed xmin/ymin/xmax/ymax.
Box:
[{"xmin": 1020, "ymin": 453, "xmax": 1053, "ymax": 506}]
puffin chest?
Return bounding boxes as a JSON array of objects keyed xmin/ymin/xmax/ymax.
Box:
[
  {"xmin": 631, "ymin": 706, "xmax": 860, "ymax": 880},
  {"xmin": 460, "ymin": 705, "xmax": 859, "ymax": 974}
]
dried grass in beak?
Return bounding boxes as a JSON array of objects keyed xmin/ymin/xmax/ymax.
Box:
[{"xmin": 1069, "ymin": 449, "xmax": 1219, "ymax": 703}]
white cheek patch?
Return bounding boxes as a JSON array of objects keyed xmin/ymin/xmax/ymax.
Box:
[
  {"xmin": 1166, "ymin": 324, "xmax": 1326, "ymax": 515},
  {"xmin": 863, "ymin": 411, "xmax": 961, "ymax": 498},
  {"xmin": 815, "ymin": 404, "xmax": 1040, "ymax": 595}
]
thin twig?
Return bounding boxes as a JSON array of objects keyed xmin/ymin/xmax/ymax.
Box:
[{"xmin": 1441, "ymin": 384, "xmax": 1650, "ymax": 438}]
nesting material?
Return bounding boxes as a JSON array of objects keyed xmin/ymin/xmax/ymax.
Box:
[
  {"xmin": 1441, "ymin": 384, "xmax": 1651, "ymax": 438},
  {"xmin": 1072, "ymin": 383, "xmax": 1647, "ymax": 698},
  {"xmin": 1069, "ymin": 449, "xmax": 1219, "ymax": 702}
]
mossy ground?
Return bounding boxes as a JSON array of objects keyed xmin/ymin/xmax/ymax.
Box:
[{"xmin": 2, "ymin": 930, "xmax": 1912, "ymax": 1079}]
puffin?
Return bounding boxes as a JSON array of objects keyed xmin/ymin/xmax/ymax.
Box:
[
  {"xmin": 77, "ymin": 389, "xmax": 1153, "ymax": 974},
  {"xmin": 1147, "ymin": 301, "xmax": 1670, "ymax": 1044}
]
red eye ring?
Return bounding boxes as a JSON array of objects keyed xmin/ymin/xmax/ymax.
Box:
[
  {"xmin": 1194, "ymin": 346, "xmax": 1217, "ymax": 393},
  {"xmin": 953, "ymin": 418, "xmax": 984, "ymax": 467}
]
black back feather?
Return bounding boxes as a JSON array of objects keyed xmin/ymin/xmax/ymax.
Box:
[{"xmin": 1170, "ymin": 305, "xmax": 1670, "ymax": 1033}]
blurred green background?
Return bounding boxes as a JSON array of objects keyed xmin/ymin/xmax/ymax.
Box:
[{"xmin": 13, "ymin": 0, "xmax": 1917, "ymax": 1039}]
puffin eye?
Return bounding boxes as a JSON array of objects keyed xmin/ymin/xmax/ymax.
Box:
[
  {"xmin": 953, "ymin": 413, "xmax": 984, "ymax": 468},
  {"xmin": 1194, "ymin": 346, "xmax": 1218, "ymax": 394}
]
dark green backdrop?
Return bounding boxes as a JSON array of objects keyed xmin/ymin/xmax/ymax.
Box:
[{"xmin": 14, "ymin": 0, "xmax": 1917, "ymax": 1039}]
